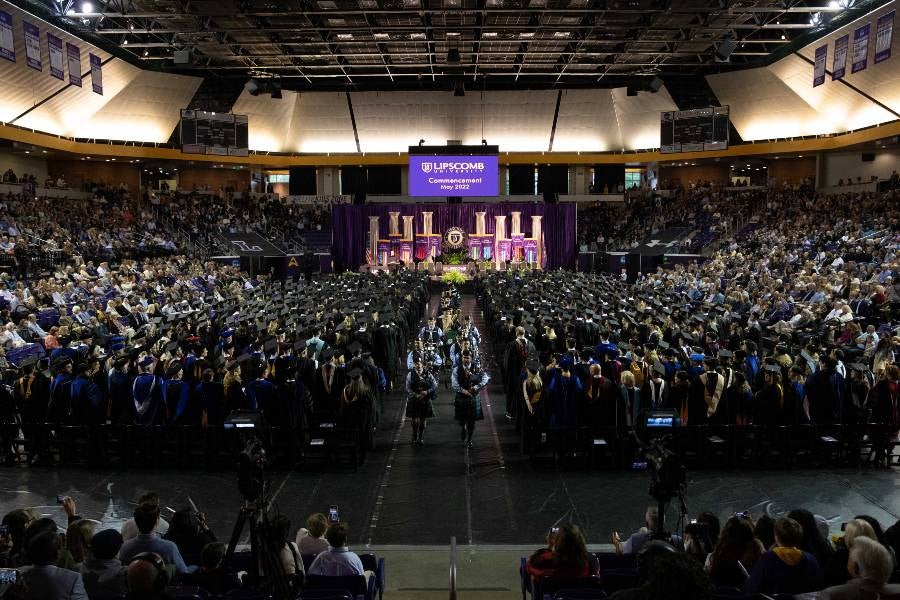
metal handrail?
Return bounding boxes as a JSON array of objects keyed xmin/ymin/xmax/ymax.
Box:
[{"xmin": 449, "ymin": 535, "xmax": 458, "ymax": 600}]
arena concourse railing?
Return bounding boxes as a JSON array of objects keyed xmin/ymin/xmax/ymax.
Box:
[{"xmin": 449, "ymin": 535, "xmax": 458, "ymax": 600}]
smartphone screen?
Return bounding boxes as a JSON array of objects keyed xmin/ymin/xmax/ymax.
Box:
[
  {"xmin": 56, "ymin": 495, "xmax": 66, "ymax": 504},
  {"xmin": 0, "ymin": 569, "xmax": 17, "ymax": 584},
  {"xmin": 328, "ymin": 505, "xmax": 339, "ymax": 522},
  {"xmin": 631, "ymin": 460, "xmax": 648, "ymax": 471},
  {"xmin": 550, "ymin": 527, "xmax": 560, "ymax": 534},
  {"xmin": 0, "ymin": 525, "xmax": 8, "ymax": 537}
]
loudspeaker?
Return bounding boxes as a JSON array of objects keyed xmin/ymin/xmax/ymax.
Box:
[
  {"xmin": 627, "ymin": 85, "xmax": 638, "ymax": 97},
  {"xmin": 173, "ymin": 49, "xmax": 191, "ymax": 64},
  {"xmin": 715, "ymin": 38, "xmax": 737, "ymax": 62},
  {"xmin": 648, "ymin": 76, "xmax": 663, "ymax": 93},
  {"xmin": 862, "ymin": 153, "xmax": 875, "ymax": 162}
]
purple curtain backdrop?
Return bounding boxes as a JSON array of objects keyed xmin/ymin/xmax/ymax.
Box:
[{"xmin": 331, "ymin": 203, "xmax": 577, "ymax": 270}]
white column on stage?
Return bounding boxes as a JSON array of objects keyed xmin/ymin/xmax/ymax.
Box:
[
  {"xmin": 494, "ymin": 215, "xmax": 507, "ymax": 268},
  {"xmin": 368, "ymin": 216, "xmax": 380, "ymax": 264},
  {"xmin": 531, "ymin": 215, "xmax": 543, "ymax": 267},
  {"xmin": 422, "ymin": 212, "xmax": 434, "ymax": 258},
  {"xmin": 475, "ymin": 212, "xmax": 486, "ymax": 236},
  {"xmin": 402, "ymin": 215, "xmax": 414, "ymax": 240},
  {"xmin": 388, "ymin": 211, "xmax": 401, "ymax": 237},
  {"xmin": 510, "ymin": 211, "xmax": 522, "ymax": 236}
]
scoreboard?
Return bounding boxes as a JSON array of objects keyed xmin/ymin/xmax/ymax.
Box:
[
  {"xmin": 660, "ymin": 106, "xmax": 729, "ymax": 153},
  {"xmin": 180, "ymin": 110, "xmax": 249, "ymax": 157}
]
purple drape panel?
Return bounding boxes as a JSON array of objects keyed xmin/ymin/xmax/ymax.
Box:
[{"xmin": 330, "ymin": 202, "xmax": 577, "ymax": 270}]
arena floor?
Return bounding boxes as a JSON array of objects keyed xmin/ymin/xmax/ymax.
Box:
[{"xmin": 1, "ymin": 296, "xmax": 898, "ymax": 596}]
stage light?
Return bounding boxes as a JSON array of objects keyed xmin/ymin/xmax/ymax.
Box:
[
  {"xmin": 123, "ymin": 38, "xmax": 128, "ymax": 45},
  {"xmin": 81, "ymin": 1, "xmax": 93, "ymax": 13},
  {"xmin": 810, "ymin": 12, "xmax": 822, "ymax": 26},
  {"xmin": 418, "ymin": 139, "xmax": 425, "ymax": 146},
  {"xmin": 482, "ymin": 139, "xmax": 487, "ymax": 146},
  {"xmin": 143, "ymin": 49, "xmax": 149, "ymax": 56},
  {"xmin": 245, "ymin": 78, "xmax": 260, "ymax": 96}
]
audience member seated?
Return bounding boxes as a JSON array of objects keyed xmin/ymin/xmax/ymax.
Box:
[
  {"xmin": 308, "ymin": 521, "xmax": 365, "ymax": 578},
  {"xmin": 79, "ymin": 529, "xmax": 128, "ymax": 598},
  {"xmin": 526, "ymin": 523, "xmax": 598, "ymax": 582},
  {"xmin": 119, "ymin": 503, "xmax": 190, "ymax": 574},
  {"xmin": 121, "ymin": 492, "xmax": 170, "ymax": 541},
  {"xmin": 125, "ymin": 552, "xmax": 173, "ymax": 600},
  {"xmin": 17, "ymin": 530, "xmax": 88, "ymax": 600},
  {"xmin": 743, "ymin": 517, "xmax": 823, "ymax": 595},
  {"xmin": 820, "ymin": 536, "xmax": 900, "ymax": 600},
  {"xmin": 824, "ymin": 518, "xmax": 878, "ymax": 587},
  {"xmin": 613, "ymin": 506, "xmax": 680, "ymax": 555},
  {"xmin": 610, "ymin": 545, "xmax": 715, "ymax": 600},
  {"xmin": 296, "ymin": 512, "xmax": 330, "ymax": 555},
  {"xmin": 162, "ymin": 508, "xmax": 216, "ymax": 566},
  {"xmin": 178, "ymin": 542, "xmax": 242, "ymax": 596},
  {"xmin": 705, "ymin": 514, "xmax": 764, "ymax": 588},
  {"xmin": 64, "ymin": 519, "xmax": 94, "ymax": 570}
]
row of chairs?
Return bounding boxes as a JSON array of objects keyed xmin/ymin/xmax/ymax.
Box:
[
  {"xmin": 5, "ymin": 423, "xmax": 367, "ymax": 471},
  {"xmin": 527, "ymin": 423, "xmax": 900, "ymax": 469}
]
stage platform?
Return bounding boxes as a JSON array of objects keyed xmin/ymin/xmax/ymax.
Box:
[{"xmin": 1, "ymin": 295, "xmax": 898, "ymax": 596}]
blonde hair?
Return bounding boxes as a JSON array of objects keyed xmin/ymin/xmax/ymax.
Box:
[
  {"xmin": 844, "ymin": 519, "xmax": 877, "ymax": 549},
  {"xmin": 621, "ymin": 371, "xmax": 635, "ymax": 387},
  {"xmin": 66, "ymin": 519, "xmax": 95, "ymax": 564}
]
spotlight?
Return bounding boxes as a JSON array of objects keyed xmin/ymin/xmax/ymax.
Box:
[
  {"xmin": 481, "ymin": 139, "xmax": 487, "ymax": 146},
  {"xmin": 143, "ymin": 49, "xmax": 149, "ymax": 56},
  {"xmin": 81, "ymin": 1, "xmax": 93, "ymax": 13},
  {"xmin": 123, "ymin": 38, "xmax": 128, "ymax": 45},
  {"xmin": 245, "ymin": 78, "xmax": 260, "ymax": 96},
  {"xmin": 418, "ymin": 139, "xmax": 425, "ymax": 146}
]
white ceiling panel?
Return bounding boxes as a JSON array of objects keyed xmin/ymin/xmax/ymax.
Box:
[
  {"xmin": 611, "ymin": 86, "xmax": 678, "ymax": 150},
  {"xmin": 553, "ymin": 89, "xmax": 618, "ymax": 152},
  {"xmin": 232, "ymin": 88, "xmax": 299, "ymax": 152},
  {"xmin": 290, "ymin": 92, "xmax": 356, "ymax": 153}
]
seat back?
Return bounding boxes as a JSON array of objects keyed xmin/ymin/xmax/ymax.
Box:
[
  {"xmin": 553, "ymin": 589, "xmax": 607, "ymax": 600},
  {"xmin": 302, "ymin": 553, "xmax": 318, "ymax": 572},
  {"xmin": 534, "ymin": 576, "xmax": 603, "ymax": 600},
  {"xmin": 598, "ymin": 569, "xmax": 638, "ymax": 594},
  {"xmin": 593, "ymin": 553, "xmax": 637, "ymax": 571},
  {"xmin": 301, "ymin": 590, "xmax": 354, "ymax": 600},
  {"xmin": 304, "ymin": 574, "xmax": 368, "ymax": 597}
]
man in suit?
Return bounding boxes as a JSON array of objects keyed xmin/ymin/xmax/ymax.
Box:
[{"xmin": 18, "ymin": 531, "xmax": 89, "ymax": 599}]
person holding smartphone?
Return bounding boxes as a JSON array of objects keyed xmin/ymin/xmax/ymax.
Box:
[{"xmin": 525, "ymin": 523, "xmax": 597, "ymax": 583}]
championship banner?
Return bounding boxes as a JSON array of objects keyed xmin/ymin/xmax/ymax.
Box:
[
  {"xmin": 47, "ymin": 33, "xmax": 64, "ymax": 80},
  {"xmin": 813, "ymin": 44, "xmax": 827, "ymax": 87},
  {"xmin": 833, "ymin": 34, "xmax": 849, "ymax": 80},
  {"xmin": 875, "ymin": 10, "xmax": 895, "ymax": 64},
  {"xmin": 852, "ymin": 23, "xmax": 870, "ymax": 73},
  {"xmin": 23, "ymin": 21, "xmax": 41, "ymax": 71},
  {"xmin": 89, "ymin": 53, "xmax": 102, "ymax": 94},
  {"xmin": 0, "ymin": 10, "xmax": 15, "ymax": 63},
  {"xmin": 66, "ymin": 42, "xmax": 81, "ymax": 86}
]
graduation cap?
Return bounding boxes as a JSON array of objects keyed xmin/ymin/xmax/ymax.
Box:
[
  {"xmin": 320, "ymin": 348, "xmax": 335, "ymax": 361},
  {"xmin": 348, "ymin": 367, "xmax": 363, "ymax": 379},
  {"xmin": 658, "ymin": 340, "xmax": 670, "ymax": 350},
  {"xmin": 849, "ymin": 363, "xmax": 868, "ymax": 372},
  {"xmin": 764, "ymin": 364, "xmax": 782, "ymax": 374},
  {"xmin": 165, "ymin": 341, "xmax": 180, "ymax": 353},
  {"xmin": 263, "ymin": 339, "xmax": 278, "ymax": 353},
  {"xmin": 652, "ymin": 361, "xmax": 666, "ymax": 376},
  {"xmin": 138, "ymin": 355, "xmax": 155, "ymax": 368},
  {"xmin": 718, "ymin": 349, "xmax": 733, "ymax": 359},
  {"xmin": 346, "ymin": 341, "xmax": 362, "ymax": 356},
  {"xmin": 18, "ymin": 356, "xmax": 38, "ymax": 369}
]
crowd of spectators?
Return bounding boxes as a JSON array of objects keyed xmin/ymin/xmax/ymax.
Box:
[
  {"xmin": 577, "ymin": 183, "xmax": 765, "ymax": 253},
  {"xmin": 526, "ymin": 506, "xmax": 900, "ymax": 599},
  {"xmin": 0, "ymin": 494, "xmax": 373, "ymax": 600}
]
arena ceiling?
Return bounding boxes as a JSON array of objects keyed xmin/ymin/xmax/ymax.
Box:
[{"xmin": 8, "ymin": 0, "xmax": 892, "ymax": 90}]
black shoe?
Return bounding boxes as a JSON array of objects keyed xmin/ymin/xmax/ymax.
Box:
[{"xmin": 416, "ymin": 438, "xmax": 425, "ymax": 446}]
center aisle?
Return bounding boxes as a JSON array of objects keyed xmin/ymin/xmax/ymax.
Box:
[{"xmin": 365, "ymin": 292, "xmax": 521, "ymax": 546}]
